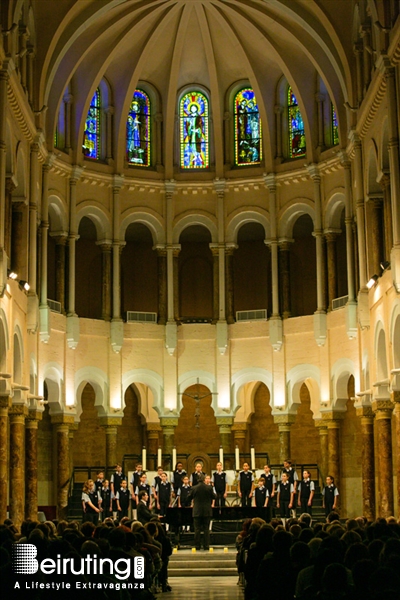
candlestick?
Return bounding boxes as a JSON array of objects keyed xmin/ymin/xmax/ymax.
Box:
[
  {"xmin": 157, "ymin": 447, "xmax": 162, "ymax": 467},
  {"xmin": 250, "ymin": 445, "xmax": 255, "ymax": 470},
  {"xmin": 219, "ymin": 446, "xmax": 224, "ymax": 466},
  {"xmin": 235, "ymin": 445, "xmax": 240, "ymax": 471},
  {"xmin": 142, "ymin": 446, "xmax": 147, "ymax": 471},
  {"xmin": 172, "ymin": 446, "xmax": 177, "ymax": 468}
]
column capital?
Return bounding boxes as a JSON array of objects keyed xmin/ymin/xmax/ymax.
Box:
[
  {"xmin": 113, "ymin": 174, "xmax": 125, "ymax": 190},
  {"xmin": 348, "ymin": 128, "xmax": 361, "ymax": 147},
  {"xmin": 272, "ymin": 413, "xmax": 296, "ymax": 427},
  {"xmin": 216, "ymin": 417, "xmax": 234, "ymax": 428},
  {"xmin": 225, "ymin": 243, "xmax": 238, "ymax": 255},
  {"xmin": 278, "ymin": 238, "xmax": 294, "ymax": 249},
  {"xmin": 213, "ymin": 178, "xmax": 226, "ymax": 196},
  {"xmin": 160, "ymin": 417, "xmax": 179, "ymax": 429},
  {"xmin": 338, "ymin": 150, "xmax": 351, "ymax": 169},
  {"xmin": 372, "ymin": 399, "xmax": 394, "ymax": 419},
  {"xmin": 154, "ymin": 244, "xmax": 167, "ymax": 257},
  {"xmin": 392, "ymin": 391, "xmax": 400, "ymax": 405},
  {"xmin": 0, "ymin": 397, "xmax": 12, "ymax": 411},
  {"xmin": 231, "ymin": 422, "xmax": 247, "ymax": 433},
  {"xmin": 306, "ymin": 163, "xmax": 321, "ymax": 181},
  {"xmin": 146, "ymin": 422, "xmax": 162, "ymax": 433},
  {"xmin": 99, "ymin": 416, "xmax": 122, "ymax": 428},
  {"xmin": 70, "ymin": 165, "xmax": 83, "ymax": 183},
  {"xmin": 50, "ymin": 414, "xmax": 76, "ymax": 426},
  {"xmin": 96, "ymin": 240, "xmax": 113, "ymax": 251},
  {"xmin": 324, "ymin": 229, "xmax": 341, "ymax": 241},
  {"xmin": 263, "ymin": 172, "xmax": 276, "ymax": 191},
  {"xmin": 165, "ymin": 179, "xmax": 176, "ymax": 196},
  {"xmin": 314, "ymin": 419, "xmax": 328, "ymax": 433},
  {"xmin": 356, "ymin": 405, "xmax": 374, "ymax": 419},
  {"xmin": 9, "ymin": 404, "xmax": 29, "ymax": 418},
  {"xmin": 320, "ymin": 410, "xmax": 346, "ymax": 425}
]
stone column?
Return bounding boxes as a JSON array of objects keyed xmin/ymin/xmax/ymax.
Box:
[
  {"xmin": 225, "ymin": 245, "xmax": 235, "ymax": 324},
  {"xmin": 378, "ymin": 172, "xmax": 393, "ymax": 262},
  {"xmin": 351, "ymin": 132, "xmax": 367, "ymax": 289},
  {"xmin": 325, "ymin": 417, "xmax": 342, "ymax": 486},
  {"xmin": 147, "ymin": 424, "xmax": 161, "ymax": 470},
  {"xmin": 156, "ymin": 247, "xmax": 167, "ymax": 324},
  {"xmin": 279, "ymin": 241, "xmax": 292, "ymax": 318},
  {"xmin": 356, "ymin": 406, "xmax": 376, "ymax": 521},
  {"xmin": 25, "ymin": 410, "xmax": 42, "ymax": 520},
  {"xmin": 52, "ymin": 415, "xmax": 74, "ymax": 520},
  {"xmin": 211, "ymin": 246, "xmax": 220, "ymax": 322},
  {"xmin": 165, "ymin": 181, "xmax": 176, "ymax": 322},
  {"xmin": 273, "ymin": 415, "xmax": 296, "ymax": 463},
  {"xmin": 217, "ymin": 418, "xmax": 233, "ymax": 453},
  {"xmin": 99, "ymin": 243, "xmax": 112, "ymax": 321},
  {"xmin": 265, "ymin": 174, "xmax": 280, "ymax": 317},
  {"xmin": 0, "ymin": 398, "xmax": 11, "ymax": 523},
  {"xmin": 112, "ymin": 176, "xmax": 124, "ymax": 320},
  {"xmin": 373, "ymin": 399, "xmax": 394, "ymax": 517},
  {"xmin": 9, "ymin": 405, "xmax": 28, "ymax": 527},
  {"xmin": 40, "ymin": 162, "xmax": 51, "ymax": 307},
  {"xmin": 232, "ymin": 423, "xmax": 247, "ymax": 455},
  {"xmin": 339, "ymin": 154, "xmax": 356, "ymax": 302},
  {"xmin": 68, "ymin": 424, "xmax": 78, "ymax": 484},
  {"xmin": 100, "ymin": 417, "xmax": 122, "ymax": 477},
  {"xmin": 53, "ymin": 235, "xmax": 67, "ymax": 313},
  {"xmin": 392, "ymin": 392, "xmax": 400, "ymax": 518},
  {"xmin": 28, "ymin": 141, "xmax": 40, "ymax": 292},
  {"xmin": 173, "ymin": 247, "xmax": 180, "ymax": 321},
  {"xmin": 160, "ymin": 418, "xmax": 178, "ymax": 470},
  {"xmin": 325, "ymin": 231, "xmax": 338, "ymax": 309},
  {"xmin": 308, "ymin": 165, "xmax": 325, "ymax": 312},
  {"xmin": 214, "ymin": 178, "xmax": 226, "ymax": 322},
  {"xmin": 68, "ymin": 168, "xmax": 82, "ymax": 316},
  {"xmin": 315, "ymin": 421, "xmax": 328, "ymax": 481}
]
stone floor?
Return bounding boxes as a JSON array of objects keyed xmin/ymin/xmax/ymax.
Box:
[{"xmin": 157, "ymin": 576, "xmax": 244, "ymax": 599}]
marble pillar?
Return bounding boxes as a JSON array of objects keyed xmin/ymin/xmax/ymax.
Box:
[
  {"xmin": 225, "ymin": 246, "xmax": 235, "ymax": 324},
  {"xmin": 173, "ymin": 248, "xmax": 180, "ymax": 321},
  {"xmin": 274, "ymin": 415, "xmax": 296, "ymax": 464},
  {"xmin": 373, "ymin": 400, "xmax": 394, "ymax": 518},
  {"xmin": 0, "ymin": 398, "xmax": 11, "ymax": 523},
  {"xmin": 393, "ymin": 392, "xmax": 400, "ymax": 518},
  {"xmin": 9, "ymin": 405, "xmax": 28, "ymax": 527},
  {"xmin": 326, "ymin": 419, "xmax": 341, "ymax": 485},
  {"xmin": 54, "ymin": 235, "xmax": 67, "ymax": 313},
  {"xmin": 25, "ymin": 410, "xmax": 42, "ymax": 521},
  {"xmin": 100, "ymin": 417, "xmax": 122, "ymax": 476},
  {"xmin": 52, "ymin": 415, "xmax": 74, "ymax": 520},
  {"xmin": 156, "ymin": 247, "xmax": 167, "ymax": 325},
  {"xmin": 232, "ymin": 423, "xmax": 247, "ymax": 455},
  {"xmin": 217, "ymin": 418, "xmax": 233, "ymax": 454},
  {"xmin": 211, "ymin": 246, "xmax": 220, "ymax": 323},
  {"xmin": 279, "ymin": 241, "xmax": 292, "ymax": 318},
  {"xmin": 147, "ymin": 424, "xmax": 161, "ymax": 470},
  {"xmin": 100, "ymin": 243, "xmax": 112, "ymax": 321},
  {"xmin": 315, "ymin": 421, "xmax": 328, "ymax": 480},
  {"xmin": 325, "ymin": 232, "xmax": 338, "ymax": 309},
  {"xmin": 160, "ymin": 418, "xmax": 178, "ymax": 469},
  {"xmin": 357, "ymin": 407, "xmax": 376, "ymax": 521}
]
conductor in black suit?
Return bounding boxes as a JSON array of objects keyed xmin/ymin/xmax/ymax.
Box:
[
  {"xmin": 188, "ymin": 474, "xmax": 216, "ymax": 550},
  {"xmin": 137, "ymin": 491, "xmax": 155, "ymax": 524}
]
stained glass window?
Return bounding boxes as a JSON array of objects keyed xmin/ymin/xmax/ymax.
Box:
[
  {"xmin": 234, "ymin": 88, "xmax": 262, "ymax": 166},
  {"xmin": 288, "ymin": 87, "xmax": 306, "ymax": 158},
  {"xmin": 180, "ymin": 91, "xmax": 209, "ymax": 169},
  {"xmin": 126, "ymin": 89, "xmax": 151, "ymax": 167},
  {"xmin": 83, "ymin": 89, "xmax": 100, "ymax": 159},
  {"xmin": 332, "ymin": 104, "xmax": 339, "ymax": 146}
]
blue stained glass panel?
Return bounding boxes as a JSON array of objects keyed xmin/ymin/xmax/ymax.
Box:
[
  {"xmin": 234, "ymin": 88, "xmax": 262, "ymax": 166},
  {"xmin": 288, "ymin": 87, "xmax": 306, "ymax": 158},
  {"xmin": 180, "ymin": 92, "xmax": 209, "ymax": 169},
  {"xmin": 126, "ymin": 90, "xmax": 150, "ymax": 167},
  {"xmin": 83, "ymin": 89, "xmax": 100, "ymax": 159}
]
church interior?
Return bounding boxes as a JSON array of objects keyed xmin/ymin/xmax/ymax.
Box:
[{"xmin": 0, "ymin": 0, "xmax": 399, "ymax": 527}]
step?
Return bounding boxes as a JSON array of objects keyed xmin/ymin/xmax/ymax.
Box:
[
  {"xmin": 168, "ymin": 549, "xmax": 237, "ymax": 577},
  {"xmin": 169, "ymin": 567, "xmax": 237, "ymax": 577}
]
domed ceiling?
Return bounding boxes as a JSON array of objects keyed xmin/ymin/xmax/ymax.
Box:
[{"xmin": 34, "ymin": 0, "xmax": 355, "ymax": 173}]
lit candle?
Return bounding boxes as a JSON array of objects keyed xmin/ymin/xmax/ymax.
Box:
[
  {"xmin": 250, "ymin": 446, "xmax": 255, "ymax": 470},
  {"xmin": 142, "ymin": 447, "xmax": 147, "ymax": 471},
  {"xmin": 219, "ymin": 446, "xmax": 224, "ymax": 466},
  {"xmin": 209, "ymin": 548, "xmax": 214, "ymax": 553},
  {"xmin": 192, "ymin": 547, "xmax": 196, "ymax": 553},
  {"xmin": 172, "ymin": 446, "xmax": 177, "ymax": 468},
  {"xmin": 235, "ymin": 445, "xmax": 240, "ymax": 471},
  {"xmin": 224, "ymin": 547, "xmax": 228, "ymax": 553},
  {"xmin": 157, "ymin": 447, "xmax": 162, "ymax": 467}
]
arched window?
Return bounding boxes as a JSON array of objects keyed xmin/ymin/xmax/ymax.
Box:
[
  {"xmin": 234, "ymin": 88, "xmax": 262, "ymax": 166},
  {"xmin": 82, "ymin": 88, "xmax": 101, "ymax": 159},
  {"xmin": 126, "ymin": 89, "xmax": 151, "ymax": 167},
  {"xmin": 180, "ymin": 91, "xmax": 209, "ymax": 169},
  {"xmin": 331, "ymin": 104, "xmax": 339, "ymax": 146},
  {"xmin": 288, "ymin": 86, "xmax": 306, "ymax": 158}
]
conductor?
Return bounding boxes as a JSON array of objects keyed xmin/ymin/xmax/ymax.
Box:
[{"xmin": 188, "ymin": 473, "xmax": 216, "ymax": 550}]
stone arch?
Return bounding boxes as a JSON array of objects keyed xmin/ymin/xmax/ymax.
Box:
[
  {"xmin": 173, "ymin": 213, "xmax": 218, "ymax": 244},
  {"xmin": 178, "ymin": 370, "xmax": 217, "ymax": 416},
  {"xmin": 13, "ymin": 324, "xmax": 24, "ymax": 385},
  {"xmin": 122, "ymin": 369, "xmax": 164, "ymax": 416},
  {"xmin": 75, "ymin": 366, "xmax": 109, "ymax": 419},
  {"xmin": 331, "ymin": 358, "xmax": 356, "ymax": 411},
  {"xmin": 366, "ymin": 141, "xmax": 380, "ymax": 194},
  {"xmin": 29, "ymin": 353, "xmax": 37, "ymax": 395},
  {"xmin": 13, "ymin": 143, "xmax": 27, "ymax": 201},
  {"xmin": 278, "ymin": 201, "xmax": 315, "ymax": 238},
  {"xmin": 129, "ymin": 382, "xmax": 160, "ymax": 423},
  {"xmin": 390, "ymin": 299, "xmax": 400, "ymax": 390},
  {"xmin": 286, "ymin": 364, "xmax": 321, "ymax": 416},
  {"xmin": 48, "ymin": 192, "xmax": 68, "ymax": 234},
  {"xmin": 120, "ymin": 209, "xmax": 165, "ymax": 245},
  {"xmin": 76, "ymin": 202, "xmax": 112, "ymax": 242},
  {"xmin": 231, "ymin": 367, "xmax": 273, "ymax": 419},
  {"xmin": 324, "ymin": 190, "xmax": 345, "ymax": 229},
  {"xmin": 374, "ymin": 321, "xmax": 389, "ymax": 383},
  {"xmin": 0, "ymin": 310, "xmax": 10, "ymax": 396},
  {"xmin": 225, "ymin": 209, "xmax": 270, "ymax": 243},
  {"xmin": 42, "ymin": 362, "xmax": 64, "ymax": 414}
]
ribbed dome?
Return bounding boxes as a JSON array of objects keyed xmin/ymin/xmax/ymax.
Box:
[{"xmin": 37, "ymin": 0, "xmax": 353, "ymax": 175}]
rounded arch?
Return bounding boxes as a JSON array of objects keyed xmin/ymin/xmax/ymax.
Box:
[
  {"xmin": 330, "ymin": 358, "xmax": 356, "ymax": 411},
  {"xmin": 173, "ymin": 213, "xmax": 217, "ymax": 244},
  {"xmin": 286, "ymin": 364, "xmax": 321, "ymax": 415},
  {"xmin": 76, "ymin": 202, "xmax": 112, "ymax": 242},
  {"xmin": 129, "ymin": 382, "xmax": 160, "ymax": 423},
  {"xmin": 13, "ymin": 324, "xmax": 24, "ymax": 383},
  {"xmin": 13, "ymin": 143, "xmax": 27, "ymax": 202},
  {"xmin": 278, "ymin": 200, "xmax": 315, "ymax": 238},
  {"xmin": 390, "ymin": 300, "xmax": 400, "ymax": 390},
  {"xmin": 0, "ymin": 310, "xmax": 10, "ymax": 396},
  {"xmin": 374, "ymin": 321, "xmax": 388, "ymax": 382},
  {"xmin": 42, "ymin": 362, "xmax": 64, "ymax": 414},
  {"xmin": 366, "ymin": 140, "xmax": 380, "ymax": 195},
  {"xmin": 231, "ymin": 367, "xmax": 273, "ymax": 419},
  {"xmin": 75, "ymin": 366, "xmax": 109, "ymax": 419},
  {"xmin": 48, "ymin": 192, "xmax": 68, "ymax": 234},
  {"xmin": 122, "ymin": 369, "xmax": 164, "ymax": 416},
  {"xmin": 178, "ymin": 370, "xmax": 217, "ymax": 416},
  {"xmin": 324, "ymin": 190, "xmax": 345, "ymax": 229},
  {"xmin": 226, "ymin": 208, "xmax": 270, "ymax": 243},
  {"xmin": 120, "ymin": 208, "xmax": 165, "ymax": 245}
]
